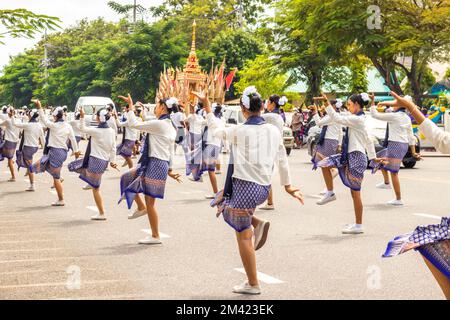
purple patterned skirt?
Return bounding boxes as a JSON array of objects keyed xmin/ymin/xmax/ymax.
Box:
[
  {"xmin": 117, "ymin": 139, "xmax": 135, "ymax": 158},
  {"xmin": 211, "ymin": 178, "xmax": 270, "ymax": 233},
  {"xmin": 0, "ymin": 140, "xmax": 17, "ymax": 160},
  {"xmin": 312, "ymin": 139, "xmax": 339, "ymax": 169},
  {"xmin": 16, "ymin": 146, "xmax": 39, "ymax": 171},
  {"xmin": 383, "ymin": 217, "xmax": 449, "ymax": 280},
  {"xmin": 338, "ymin": 151, "xmax": 367, "ymax": 191},
  {"xmin": 119, "ymin": 157, "xmax": 169, "ymax": 209},
  {"xmin": 32, "ymin": 147, "xmax": 68, "ymax": 180},
  {"xmin": 377, "ymin": 141, "xmax": 409, "ymax": 173},
  {"xmin": 68, "ymin": 156, "xmax": 109, "ymax": 189}
]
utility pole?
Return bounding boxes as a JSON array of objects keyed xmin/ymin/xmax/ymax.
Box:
[{"xmin": 133, "ymin": 0, "xmax": 137, "ymax": 25}]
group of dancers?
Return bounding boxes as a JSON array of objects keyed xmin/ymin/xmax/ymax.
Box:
[{"xmin": 0, "ymin": 88, "xmax": 448, "ymax": 297}]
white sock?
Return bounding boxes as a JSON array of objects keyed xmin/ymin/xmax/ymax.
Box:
[
  {"xmin": 355, "ymin": 224, "xmax": 363, "ymax": 228},
  {"xmin": 325, "ymin": 191, "xmax": 334, "ymax": 197}
]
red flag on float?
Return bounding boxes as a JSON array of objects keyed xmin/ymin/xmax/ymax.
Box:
[{"xmin": 225, "ymin": 68, "xmax": 237, "ymax": 91}]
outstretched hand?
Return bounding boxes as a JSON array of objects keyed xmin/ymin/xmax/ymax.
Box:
[
  {"xmin": 285, "ymin": 185, "xmax": 305, "ymax": 205},
  {"xmin": 118, "ymin": 94, "xmax": 134, "ymax": 111},
  {"xmin": 32, "ymin": 99, "xmax": 42, "ymax": 110},
  {"xmin": 192, "ymin": 89, "xmax": 211, "ymax": 113},
  {"xmin": 389, "ymin": 91, "xmax": 416, "ymax": 111},
  {"xmin": 168, "ymin": 171, "xmax": 182, "ymax": 183}
]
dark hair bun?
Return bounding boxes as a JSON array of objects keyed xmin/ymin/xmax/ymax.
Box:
[{"xmin": 249, "ymin": 94, "xmax": 263, "ymax": 112}]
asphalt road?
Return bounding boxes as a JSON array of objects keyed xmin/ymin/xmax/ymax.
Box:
[{"xmin": 0, "ymin": 143, "xmax": 447, "ymax": 300}]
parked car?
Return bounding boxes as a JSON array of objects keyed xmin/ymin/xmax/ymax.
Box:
[
  {"xmin": 75, "ymin": 96, "xmax": 116, "ymax": 126},
  {"xmin": 307, "ymin": 115, "xmax": 420, "ymax": 168},
  {"xmin": 223, "ymin": 105, "xmax": 295, "ymax": 155}
]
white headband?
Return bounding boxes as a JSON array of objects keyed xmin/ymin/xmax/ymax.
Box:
[
  {"xmin": 99, "ymin": 109, "xmax": 109, "ymax": 123},
  {"xmin": 360, "ymin": 93, "xmax": 370, "ymax": 102},
  {"xmin": 335, "ymin": 98, "xmax": 343, "ymax": 109},
  {"xmin": 241, "ymin": 86, "xmax": 259, "ymax": 109},
  {"xmin": 30, "ymin": 109, "xmax": 39, "ymax": 118},
  {"xmin": 52, "ymin": 106, "xmax": 64, "ymax": 117},
  {"xmin": 166, "ymin": 97, "xmax": 179, "ymax": 108},
  {"xmin": 279, "ymin": 96, "xmax": 288, "ymax": 106}
]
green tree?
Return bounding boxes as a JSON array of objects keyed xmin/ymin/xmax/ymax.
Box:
[
  {"xmin": 302, "ymin": 0, "xmax": 450, "ymax": 105},
  {"xmin": 445, "ymin": 68, "xmax": 450, "ymax": 80},
  {"xmin": 235, "ymin": 55, "xmax": 288, "ymax": 99},
  {"xmin": 0, "ymin": 9, "xmax": 60, "ymax": 44}
]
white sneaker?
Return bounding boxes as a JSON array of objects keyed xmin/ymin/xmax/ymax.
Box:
[
  {"xmin": 232, "ymin": 281, "xmax": 261, "ymax": 295},
  {"xmin": 205, "ymin": 194, "xmax": 216, "ymax": 200},
  {"xmin": 254, "ymin": 220, "xmax": 270, "ymax": 251},
  {"xmin": 26, "ymin": 185, "xmax": 35, "ymax": 192},
  {"xmin": 188, "ymin": 176, "xmax": 203, "ymax": 182},
  {"xmin": 51, "ymin": 200, "xmax": 65, "ymax": 207},
  {"xmin": 259, "ymin": 204, "xmax": 275, "ymax": 211},
  {"xmin": 376, "ymin": 182, "xmax": 391, "ymax": 189},
  {"xmin": 387, "ymin": 199, "xmax": 404, "ymax": 206},
  {"xmin": 128, "ymin": 209, "xmax": 147, "ymax": 220},
  {"xmin": 319, "ymin": 189, "xmax": 328, "ymax": 195},
  {"xmin": 342, "ymin": 224, "xmax": 364, "ymax": 234},
  {"xmin": 91, "ymin": 214, "xmax": 107, "ymax": 221},
  {"xmin": 138, "ymin": 236, "xmax": 162, "ymax": 245},
  {"xmin": 7, "ymin": 178, "xmax": 15, "ymax": 182},
  {"xmin": 316, "ymin": 193, "xmax": 336, "ymax": 205},
  {"xmin": 83, "ymin": 184, "xmax": 93, "ymax": 190}
]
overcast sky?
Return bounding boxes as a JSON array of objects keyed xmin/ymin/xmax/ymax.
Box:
[{"xmin": 1, "ymin": 0, "xmax": 163, "ymax": 69}]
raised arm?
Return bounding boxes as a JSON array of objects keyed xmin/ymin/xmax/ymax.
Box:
[
  {"xmin": 325, "ymin": 105, "xmax": 364, "ymax": 129},
  {"xmin": 370, "ymin": 104, "xmax": 400, "ymax": 122},
  {"xmin": 11, "ymin": 116, "xmax": 29, "ymax": 129}
]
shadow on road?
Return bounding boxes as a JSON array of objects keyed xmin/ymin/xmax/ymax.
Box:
[
  {"xmin": 50, "ymin": 220, "xmax": 93, "ymax": 228},
  {"xmin": 100, "ymin": 244, "xmax": 152, "ymax": 256},
  {"xmin": 13, "ymin": 205, "xmax": 53, "ymax": 212},
  {"xmin": 303, "ymin": 234, "xmax": 369, "ymax": 244}
]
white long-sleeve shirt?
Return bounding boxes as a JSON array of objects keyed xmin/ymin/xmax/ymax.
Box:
[
  {"xmin": 419, "ymin": 119, "xmax": 450, "ymax": 154},
  {"xmin": 79, "ymin": 120, "xmax": 116, "ymax": 162},
  {"xmin": 206, "ymin": 113, "xmax": 291, "ymax": 187},
  {"xmin": 187, "ymin": 114, "xmax": 204, "ymax": 135},
  {"xmin": 116, "ymin": 115, "xmax": 139, "ymax": 141},
  {"xmin": 370, "ymin": 106, "xmax": 415, "ymax": 145},
  {"xmin": 0, "ymin": 117, "xmax": 21, "ymax": 143},
  {"xmin": 69, "ymin": 120, "xmax": 82, "ymax": 138},
  {"xmin": 11, "ymin": 118, "xmax": 45, "ymax": 148},
  {"xmin": 326, "ymin": 106, "xmax": 376, "ymax": 160},
  {"xmin": 126, "ymin": 111, "xmax": 176, "ymax": 164},
  {"xmin": 313, "ymin": 113, "xmax": 343, "ymax": 144},
  {"xmin": 38, "ymin": 109, "xmax": 79, "ymax": 152},
  {"xmin": 107, "ymin": 117, "xmax": 118, "ymax": 135}
]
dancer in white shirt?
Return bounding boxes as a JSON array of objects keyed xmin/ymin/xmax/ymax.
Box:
[
  {"xmin": 310, "ymin": 99, "xmax": 343, "ymax": 205},
  {"xmin": 32, "ymin": 100, "xmax": 80, "ymax": 207},
  {"xmin": 194, "ymin": 86, "xmax": 304, "ymax": 295},
  {"xmin": 370, "ymin": 95, "xmax": 420, "ymax": 206},
  {"xmin": 381, "ymin": 91, "xmax": 449, "ymax": 299},
  {"xmin": 317, "ymin": 93, "xmax": 381, "ymax": 234},
  {"xmin": 11, "ymin": 109, "xmax": 45, "ymax": 191},
  {"xmin": 68, "ymin": 112, "xmax": 83, "ymax": 150},
  {"xmin": 0, "ymin": 107, "xmax": 20, "ymax": 182},
  {"xmin": 68, "ymin": 108, "xmax": 118, "ymax": 220},
  {"xmin": 185, "ymin": 103, "xmax": 205, "ymax": 182},
  {"xmin": 118, "ymin": 95, "xmax": 182, "ymax": 245},
  {"xmin": 115, "ymin": 107, "xmax": 139, "ymax": 169},
  {"xmin": 259, "ymin": 94, "xmax": 290, "ymax": 211}
]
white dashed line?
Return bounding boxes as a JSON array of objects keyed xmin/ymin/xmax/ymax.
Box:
[
  {"xmin": 413, "ymin": 213, "xmax": 442, "ymax": 220},
  {"xmin": 234, "ymin": 268, "xmax": 284, "ymax": 284}
]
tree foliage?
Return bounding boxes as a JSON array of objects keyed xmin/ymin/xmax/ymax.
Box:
[
  {"xmin": 235, "ymin": 55, "xmax": 288, "ymax": 99},
  {"xmin": 0, "ymin": 9, "xmax": 60, "ymax": 44}
]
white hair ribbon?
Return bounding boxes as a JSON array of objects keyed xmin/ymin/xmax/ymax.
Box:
[
  {"xmin": 335, "ymin": 98, "xmax": 343, "ymax": 109},
  {"xmin": 52, "ymin": 106, "xmax": 64, "ymax": 117},
  {"xmin": 241, "ymin": 86, "xmax": 259, "ymax": 109},
  {"xmin": 279, "ymin": 96, "xmax": 288, "ymax": 106},
  {"xmin": 99, "ymin": 109, "xmax": 109, "ymax": 123},
  {"xmin": 360, "ymin": 93, "xmax": 370, "ymax": 102}
]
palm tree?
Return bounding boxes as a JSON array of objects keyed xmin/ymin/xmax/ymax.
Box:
[{"xmin": 107, "ymin": 1, "xmax": 147, "ymax": 24}]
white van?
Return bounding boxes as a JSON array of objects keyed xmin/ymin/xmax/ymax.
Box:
[{"xmin": 75, "ymin": 96, "xmax": 116, "ymax": 126}]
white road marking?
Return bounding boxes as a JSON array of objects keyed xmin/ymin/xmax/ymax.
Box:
[
  {"xmin": 413, "ymin": 213, "xmax": 442, "ymax": 220},
  {"xmin": 234, "ymin": 268, "xmax": 284, "ymax": 284},
  {"xmin": 0, "ymin": 278, "xmax": 147, "ymax": 290},
  {"xmin": 87, "ymin": 206, "xmax": 99, "ymax": 213},
  {"xmin": 0, "ymin": 248, "xmax": 64, "ymax": 253},
  {"xmin": 141, "ymin": 229, "xmax": 171, "ymax": 239}
]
